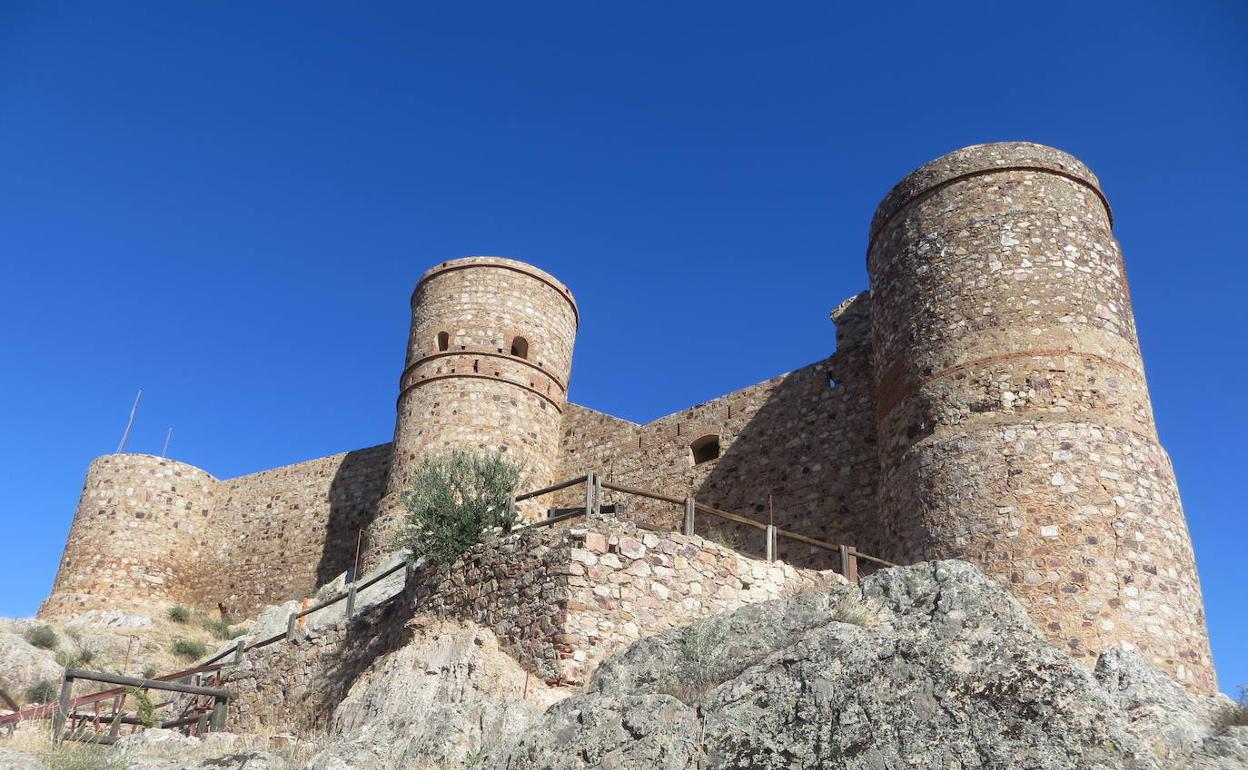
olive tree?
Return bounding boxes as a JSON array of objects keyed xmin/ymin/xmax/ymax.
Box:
[{"xmin": 395, "ymin": 450, "xmax": 523, "ymax": 566}]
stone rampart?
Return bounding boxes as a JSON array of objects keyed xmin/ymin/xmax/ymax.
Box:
[{"xmin": 226, "ymin": 517, "xmax": 843, "ymax": 732}]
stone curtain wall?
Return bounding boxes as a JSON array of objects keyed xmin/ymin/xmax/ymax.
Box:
[
  {"xmin": 553, "ymin": 293, "xmax": 879, "ymax": 570},
  {"xmin": 228, "ymin": 517, "xmax": 840, "ymax": 731},
  {"xmin": 41, "ymin": 455, "xmax": 217, "ymax": 618},
  {"xmin": 867, "ymin": 142, "xmax": 1214, "ymax": 691},
  {"xmin": 410, "ymin": 518, "xmax": 842, "ymax": 686},
  {"xmin": 41, "ymin": 446, "xmax": 391, "ymax": 621},
  {"xmin": 203, "ymin": 443, "xmax": 392, "ymax": 617}
]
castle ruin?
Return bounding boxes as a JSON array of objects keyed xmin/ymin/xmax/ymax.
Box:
[{"xmin": 40, "ymin": 142, "xmax": 1216, "ymax": 692}]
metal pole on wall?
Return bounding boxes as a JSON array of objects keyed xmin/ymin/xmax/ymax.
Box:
[
  {"xmin": 159, "ymin": 427, "xmax": 173, "ymax": 457},
  {"xmin": 116, "ymin": 388, "xmax": 143, "ymax": 453}
]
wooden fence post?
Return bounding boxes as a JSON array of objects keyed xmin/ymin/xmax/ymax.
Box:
[
  {"xmin": 593, "ymin": 473, "xmax": 603, "ymax": 516},
  {"xmin": 346, "ymin": 582, "xmax": 357, "ymax": 620},
  {"xmin": 232, "ymin": 639, "xmax": 245, "ymax": 664},
  {"xmin": 209, "ymin": 695, "xmax": 227, "ymax": 732},
  {"xmin": 584, "ymin": 471, "xmax": 597, "ymax": 517},
  {"xmin": 839, "ymin": 544, "xmax": 859, "ymax": 582},
  {"xmin": 285, "ymin": 612, "xmax": 298, "ymax": 642},
  {"xmin": 52, "ymin": 673, "xmax": 73, "ymax": 742},
  {"xmin": 682, "ymin": 498, "xmax": 695, "ymax": 535},
  {"xmin": 765, "ymin": 525, "xmax": 777, "ymax": 562}
]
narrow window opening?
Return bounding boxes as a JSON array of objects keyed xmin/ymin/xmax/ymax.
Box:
[
  {"xmin": 436, "ymin": 332, "xmax": 450, "ymax": 352},
  {"xmin": 690, "ymin": 434, "xmax": 721, "ymax": 466},
  {"xmin": 510, "ymin": 336, "xmax": 529, "ymax": 359}
]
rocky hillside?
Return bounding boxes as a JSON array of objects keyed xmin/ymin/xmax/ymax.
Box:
[{"xmin": 2, "ymin": 561, "xmax": 1244, "ymax": 769}]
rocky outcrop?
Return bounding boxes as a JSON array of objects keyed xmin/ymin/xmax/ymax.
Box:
[
  {"xmin": 301, "ymin": 618, "xmax": 565, "ymax": 770},
  {"xmin": 485, "ymin": 561, "xmax": 1245, "ymax": 769},
  {"xmin": 0, "ymin": 631, "xmax": 63, "ymax": 705}
]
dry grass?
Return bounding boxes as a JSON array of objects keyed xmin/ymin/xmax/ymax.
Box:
[
  {"xmin": 829, "ymin": 591, "xmax": 879, "ymax": 628},
  {"xmin": 1216, "ymin": 685, "xmax": 1248, "ymax": 732}
]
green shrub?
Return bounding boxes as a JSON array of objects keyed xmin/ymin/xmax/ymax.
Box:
[
  {"xmin": 141, "ymin": 665, "xmax": 159, "ymax": 679},
  {"xmin": 829, "ymin": 592, "xmax": 878, "ymax": 628},
  {"xmin": 24, "ymin": 625, "xmax": 58, "ymax": 650},
  {"xmin": 201, "ymin": 617, "xmax": 245, "ymax": 641},
  {"xmin": 25, "ymin": 679, "xmax": 57, "ymax": 705},
  {"xmin": 166, "ymin": 606, "xmax": 191, "ymax": 624},
  {"xmin": 125, "ymin": 686, "xmax": 159, "ymax": 727},
  {"xmin": 395, "ymin": 450, "xmax": 522, "ymax": 567},
  {"xmin": 170, "ymin": 638, "xmax": 208, "ymax": 661}
]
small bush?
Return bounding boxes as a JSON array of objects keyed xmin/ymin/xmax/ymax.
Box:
[
  {"xmin": 659, "ymin": 622, "xmax": 727, "ymax": 705},
  {"xmin": 395, "ymin": 450, "xmax": 522, "ymax": 567},
  {"xmin": 829, "ymin": 592, "xmax": 878, "ymax": 628},
  {"xmin": 24, "ymin": 625, "xmax": 58, "ymax": 650},
  {"xmin": 170, "ymin": 638, "xmax": 208, "ymax": 661},
  {"xmin": 141, "ymin": 665, "xmax": 159, "ymax": 679},
  {"xmin": 201, "ymin": 617, "xmax": 245, "ymax": 641},
  {"xmin": 125, "ymin": 686, "xmax": 159, "ymax": 727},
  {"xmin": 25, "ymin": 679, "xmax": 57, "ymax": 704},
  {"xmin": 1216, "ymin": 685, "xmax": 1248, "ymax": 731},
  {"xmin": 166, "ymin": 606, "xmax": 191, "ymax": 624}
]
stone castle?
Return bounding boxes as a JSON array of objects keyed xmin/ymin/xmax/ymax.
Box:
[{"xmin": 39, "ymin": 142, "xmax": 1216, "ymax": 692}]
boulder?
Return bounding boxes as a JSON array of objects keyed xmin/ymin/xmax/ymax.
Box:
[
  {"xmin": 303, "ymin": 618, "xmax": 564, "ymax": 769},
  {"xmin": 0, "ymin": 747, "xmax": 45, "ymax": 769},
  {"xmin": 487, "ymin": 561, "xmax": 1163, "ymax": 769},
  {"xmin": 0, "ymin": 631, "xmax": 64, "ymax": 705}
]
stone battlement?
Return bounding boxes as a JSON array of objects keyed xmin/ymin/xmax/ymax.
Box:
[{"xmin": 41, "ymin": 142, "xmax": 1217, "ymax": 693}]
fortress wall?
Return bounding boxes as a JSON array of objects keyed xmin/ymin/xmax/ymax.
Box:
[
  {"xmin": 868, "ymin": 142, "xmax": 1214, "ymax": 691},
  {"xmin": 554, "ymin": 294, "xmax": 881, "ymax": 569},
  {"xmin": 200, "ymin": 443, "xmax": 391, "ymax": 617},
  {"xmin": 40, "ymin": 454, "xmax": 217, "ymax": 619}
]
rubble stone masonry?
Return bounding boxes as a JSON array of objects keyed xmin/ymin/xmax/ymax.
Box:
[{"xmin": 41, "ymin": 142, "xmax": 1217, "ymax": 693}]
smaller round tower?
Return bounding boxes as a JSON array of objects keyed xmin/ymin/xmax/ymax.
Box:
[
  {"xmin": 39, "ymin": 453, "xmax": 217, "ymax": 620},
  {"xmin": 363, "ymin": 256, "xmax": 578, "ymax": 569}
]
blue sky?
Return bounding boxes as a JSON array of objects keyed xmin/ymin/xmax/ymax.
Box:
[{"xmin": 1, "ymin": 2, "xmax": 1244, "ymax": 694}]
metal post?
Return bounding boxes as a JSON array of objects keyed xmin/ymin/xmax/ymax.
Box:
[
  {"xmin": 286, "ymin": 612, "xmax": 298, "ymax": 642},
  {"xmin": 116, "ymin": 388, "xmax": 143, "ymax": 453},
  {"xmin": 52, "ymin": 673, "xmax": 73, "ymax": 741},
  {"xmin": 584, "ymin": 471, "xmax": 597, "ymax": 517},
  {"xmin": 682, "ymin": 497, "xmax": 695, "ymax": 535},
  {"xmin": 159, "ymin": 427, "xmax": 173, "ymax": 457},
  {"xmin": 839, "ymin": 545, "xmax": 859, "ymax": 582},
  {"xmin": 765, "ymin": 525, "xmax": 777, "ymax": 562}
]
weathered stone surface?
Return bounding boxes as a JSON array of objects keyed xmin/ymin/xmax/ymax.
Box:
[
  {"xmin": 0, "ymin": 747, "xmax": 45, "ymax": 770},
  {"xmin": 0, "ymin": 631, "xmax": 63, "ymax": 704},
  {"xmin": 486, "ymin": 561, "xmax": 1219, "ymax": 769},
  {"xmin": 301, "ymin": 620, "xmax": 560, "ymax": 770}
]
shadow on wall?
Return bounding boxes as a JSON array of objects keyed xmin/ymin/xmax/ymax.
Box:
[
  {"xmin": 316, "ymin": 444, "xmax": 393, "ymax": 586},
  {"xmin": 691, "ymin": 294, "xmax": 883, "ymax": 570}
]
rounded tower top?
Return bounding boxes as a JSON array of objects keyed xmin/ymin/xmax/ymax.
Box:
[
  {"xmin": 869, "ymin": 142, "xmax": 1110, "ymax": 245},
  {"xmin": 414, "ymin": 256, "xmax": 578, "ymax": 326}
]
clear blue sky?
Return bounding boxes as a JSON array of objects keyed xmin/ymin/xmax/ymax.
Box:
[{"xmin": 1, "ymin": 2, "xmax": 1244, "ymax": 694}]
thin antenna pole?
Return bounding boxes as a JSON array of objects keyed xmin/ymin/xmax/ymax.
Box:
[
  {"xmin": 116, "ymin": 388, "xmax": 143, "ymax": 453},
  {"xmin": 160, "ymin": 427, "xmax": 173, "ymax": 458},
  {"xmin": 769, "ymin": 495, "xmax": 774, "ymax": 526}
]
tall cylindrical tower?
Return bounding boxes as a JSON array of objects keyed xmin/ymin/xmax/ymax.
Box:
[
  {"xmin": 39, "ymin": 454, "xmax": 217, "ymax": 620},
  {"xmin": 868, "ymin": 142, "xmax": 1214, "ymax": 691},
  {"xmin": 363, "ymin": 256, "xmax": 578, "ymax": 569}
]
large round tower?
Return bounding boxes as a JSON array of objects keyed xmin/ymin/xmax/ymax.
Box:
[
  {"xmin": 39, "ymin": 453, "xmax": 217, "ymax": 619},
  {"xmin": 363, "ymin": 256, "xmax": 578, "ymax": 569},
  {"xmin": 867, "ymin": 142, "xmax": 1214, "ymax": 691}
]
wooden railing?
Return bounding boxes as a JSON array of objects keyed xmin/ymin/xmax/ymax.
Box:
[{"xmin": 42, "ymin": 668, "xmax": 229, "ymax": 744}]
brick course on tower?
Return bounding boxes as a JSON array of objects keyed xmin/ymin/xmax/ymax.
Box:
[{"xmin": 39, "ymin": 142, "xmax": 1216, "ymax": 693}]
